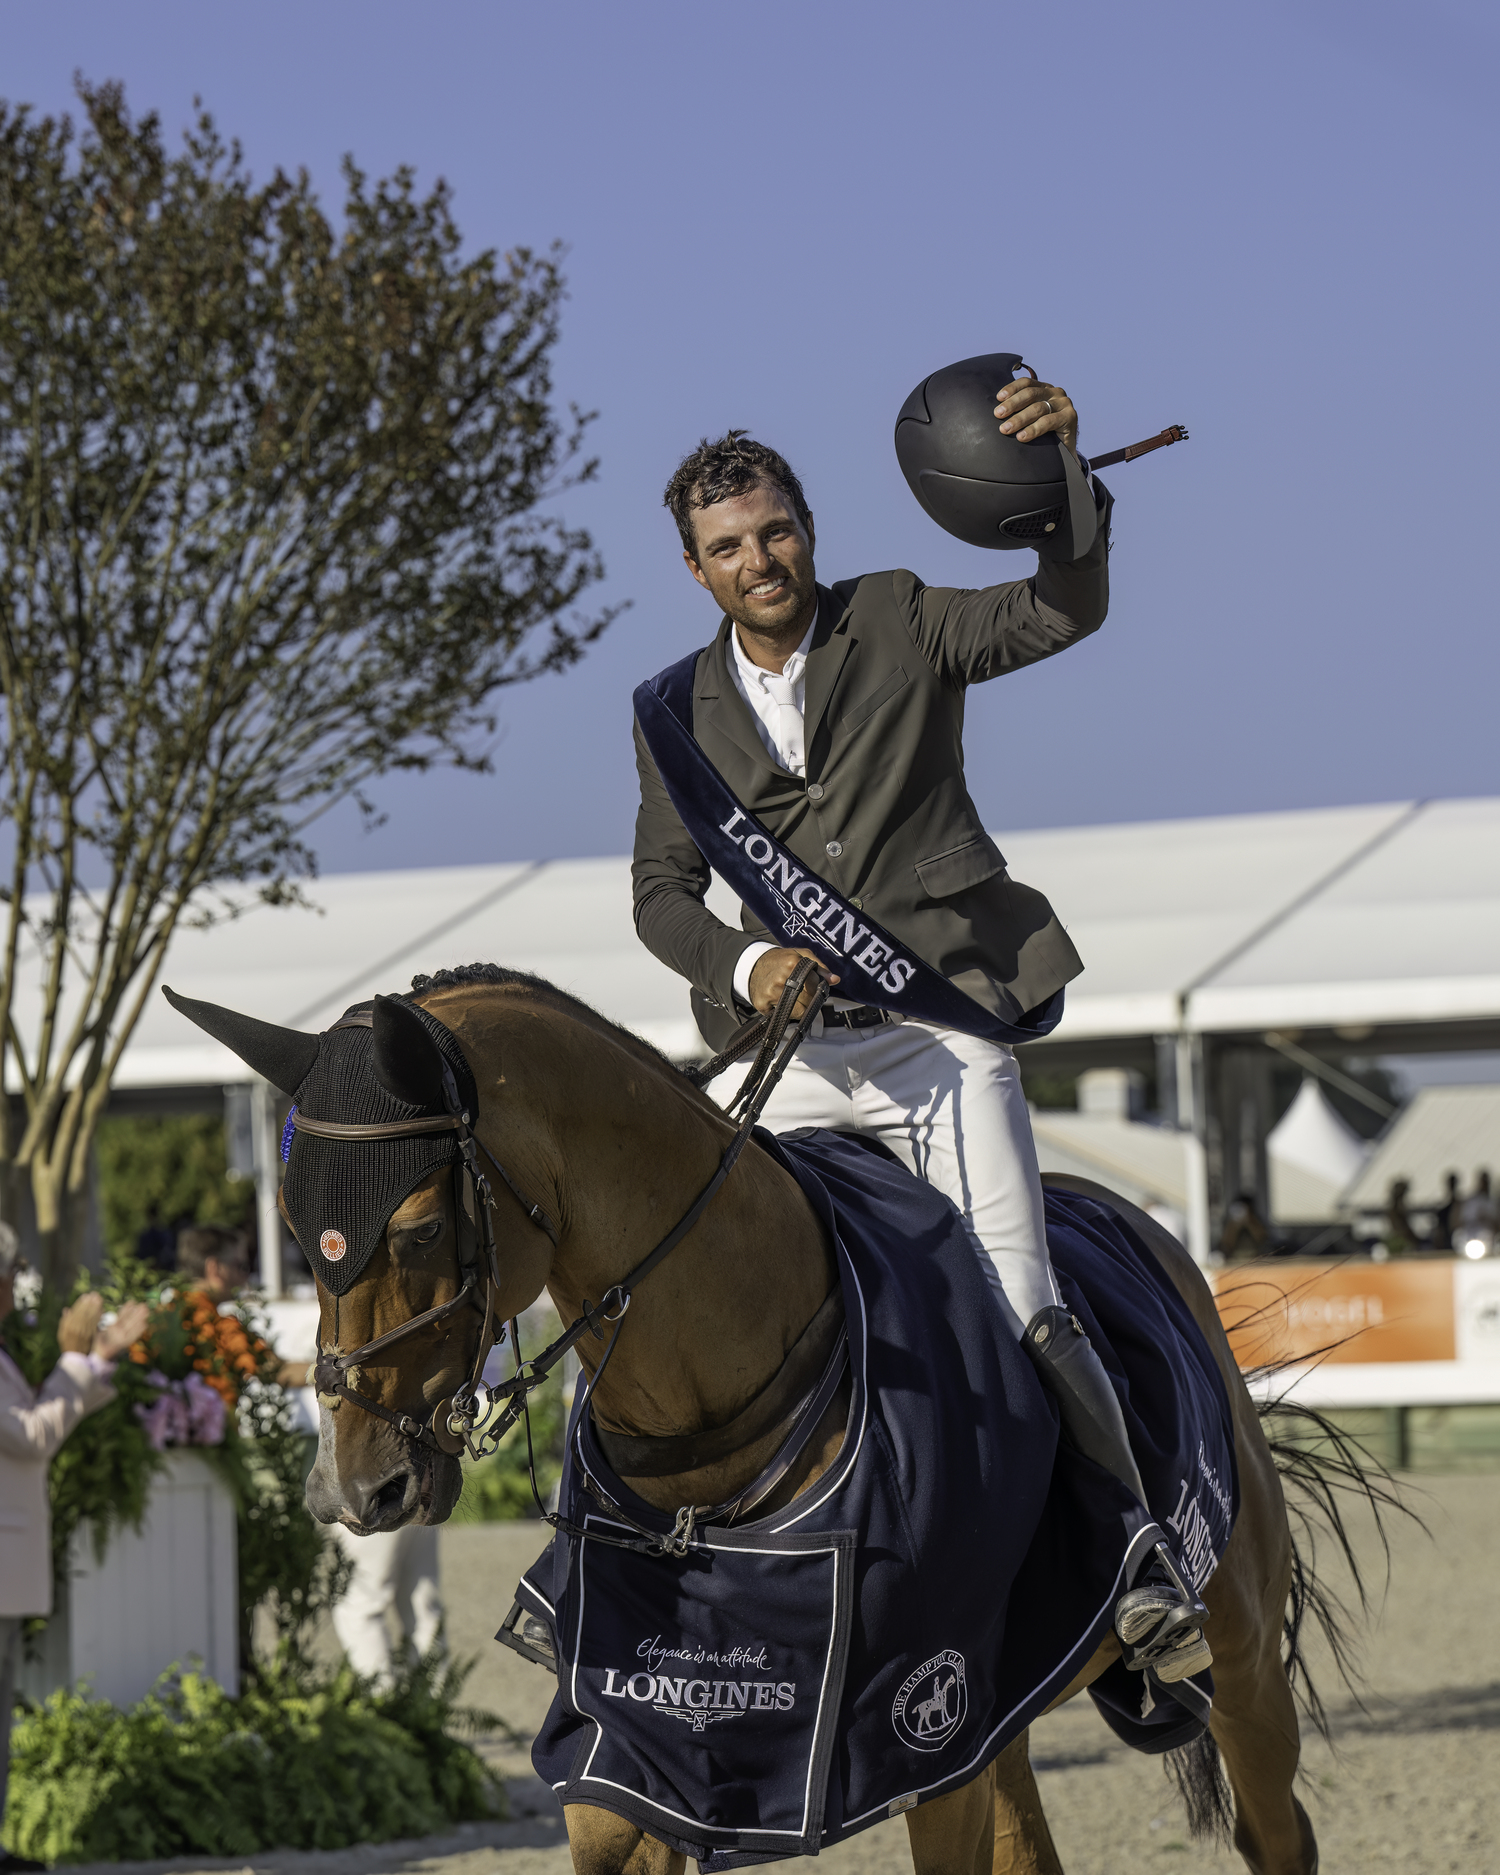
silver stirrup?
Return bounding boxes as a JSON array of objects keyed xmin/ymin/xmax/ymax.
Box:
[{"xmin": 1115, "ymin": 1544, "xmax": 1212, "ymax": 1683}]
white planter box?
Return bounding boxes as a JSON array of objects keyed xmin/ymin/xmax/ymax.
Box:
[{"xmin": 22, "ymin": 1448, "xmax": 238, "ymax": 1706}]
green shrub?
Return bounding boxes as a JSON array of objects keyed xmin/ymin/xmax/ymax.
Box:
[{"xmin": 2, "ymin": 1650, "xmax": 504, "ymax": 1864}]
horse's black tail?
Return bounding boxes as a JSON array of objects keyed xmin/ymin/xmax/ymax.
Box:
[
  {"xmin": 1260, "ymin": 1392, "xmax": 1416, "ymax": 1738},
  {"xmin": 1165, "ymin": 1389, "xmax": 1420, "ymax": 1846},
  {"xmin": 1164, "ymin": 1729, "xmax": 1235, "ymax": 1845}
]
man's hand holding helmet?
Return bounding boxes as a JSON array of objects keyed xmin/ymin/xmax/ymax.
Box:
[{"xmin": 994, "ymin": 375, "xmax": 1079, "ymax": 454}]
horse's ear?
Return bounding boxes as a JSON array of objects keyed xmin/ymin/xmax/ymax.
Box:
[
  {"xmin": 161, "ymin": 987, "xmax": 320, "ymax": 1096},
  {"xmin": 371, "ymin": 995, "xmax": 449, "ymax": 1110}
]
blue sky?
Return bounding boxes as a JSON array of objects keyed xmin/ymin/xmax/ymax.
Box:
[{"xmin": 6, "ymin": 0, "xmax": 1496, "ymax": 872}]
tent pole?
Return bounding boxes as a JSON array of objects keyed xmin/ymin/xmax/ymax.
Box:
[
  {"xmin": 1177, "ymin": 1029, "xmax": 1211, "ymax": 1267},
  {"xmin": 252, "ymin": 1078, "xmax": 283, "ymax": 1299}
]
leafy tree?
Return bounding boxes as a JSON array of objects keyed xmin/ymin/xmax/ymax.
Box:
[
  {"xmin": 95, "ymin": 1112, "xmax": 253, "ymax": 1258},
  {"xmin": 0, "ymin": 82, "xmax": 617, "ymax": 1282}
]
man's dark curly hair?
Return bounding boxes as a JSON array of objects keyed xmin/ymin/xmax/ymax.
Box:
[{"xmin": 663, "ymin": 430, "xmax": 812, "ymax": 557}]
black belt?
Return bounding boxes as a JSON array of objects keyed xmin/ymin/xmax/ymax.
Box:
[{"xmin": 820, "ymin": 1004, "xmax": 896, "ymax": 1030}]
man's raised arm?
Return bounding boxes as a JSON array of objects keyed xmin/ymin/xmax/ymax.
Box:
[
  {"xmin": 895, "ymin": 480, "xmax": 1112, "ymax": 688},
  {"xmin": 631, "ymin": 716, "xmax": 763, "ymax": 1018}
]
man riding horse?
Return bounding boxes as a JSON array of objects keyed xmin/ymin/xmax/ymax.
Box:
[{"xmin": 632, "ymin": 375, "xmax": 1209, "ymax": 1683}]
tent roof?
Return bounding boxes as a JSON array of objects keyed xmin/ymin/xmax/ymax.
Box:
[
  {"xmin": 115, "ymin": 856, "xmax": 736, "ymax": 1089},
  {"xmin": 1006, "ymin": 795, "xmax": 1500, "ymax": 1040},
  {"xmin": 1029, "ymin": 1107, "xmax": 1352, "ymax": 1225},
  {"xmin": 104, "ymin": 794, "xmax": 1500, "ymax": 1090},
  {"xmin": 1343, "ymin": 1085, "xmax": 1500, "ymax": 1212}
]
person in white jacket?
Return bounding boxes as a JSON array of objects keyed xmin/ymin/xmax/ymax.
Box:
[{"xmin": 0, "ymin": 1227, "xmax": 148, "ymax": 1869}]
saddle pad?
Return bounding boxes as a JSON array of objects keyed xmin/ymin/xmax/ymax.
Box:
[{"xmin": 523, "ymin": 1131, "xmax": 1238, "ymax": 1869}]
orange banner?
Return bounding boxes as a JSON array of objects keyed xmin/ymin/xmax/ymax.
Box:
[{"xmin": 1213, "ymin": 1259, "xmax": 1456, "ymax": 1367}]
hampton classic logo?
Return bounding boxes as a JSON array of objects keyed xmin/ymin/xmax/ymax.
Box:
[
  {"xmin": 599, "ymin": 1637, "xmax": 796, "ymax": 1734},
  {"xmin": 891, "ymin": 1649, "xmax": 967, "ymax": 1752},
  {"xmin": 717, "ymin": 808, "xmax": 917, "ymax": 999},
  {"xmin": 319, "ymin": 1229, "xmax": 347, "ymax": 1262}
]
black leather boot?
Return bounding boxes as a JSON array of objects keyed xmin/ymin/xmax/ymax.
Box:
[{"xmin": 1022, "ymin": 1306, "xmax": 1211, "ymax": 1683}]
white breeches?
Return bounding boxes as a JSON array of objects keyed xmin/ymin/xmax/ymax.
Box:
[
  {"xmin": 330, "ymin": 1522, "xmax": 443, "ymax": 1684},
  {"xmin": 711, "ymin": 1016, "xmax": 1060, "ymax": 1340}
]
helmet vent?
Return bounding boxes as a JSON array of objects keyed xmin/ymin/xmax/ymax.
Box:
[{"xmin": 997, "ymin": 504, "xmax": 1068, "ymax": 542}]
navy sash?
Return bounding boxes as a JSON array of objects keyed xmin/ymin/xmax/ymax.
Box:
[{"xmin": 634, "ymin": 649, "xmax": 1063, "ymax": 1046}]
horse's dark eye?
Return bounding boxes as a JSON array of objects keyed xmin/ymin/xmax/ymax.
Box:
[{"xmin": 413, "ymin": 1219, "xmax": 443, "ymax": 1246}]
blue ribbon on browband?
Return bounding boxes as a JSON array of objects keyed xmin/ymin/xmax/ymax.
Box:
[{"xmin": 281, "ymin": 1107, "xmax": 298, "ymax": 1164}]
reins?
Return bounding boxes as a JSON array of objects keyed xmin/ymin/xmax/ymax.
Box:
[{"xmin": 309, "ymin": 963, "xmax": 831, "ymax": 1536}]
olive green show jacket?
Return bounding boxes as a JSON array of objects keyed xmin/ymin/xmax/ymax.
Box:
[{"xmin": 632, "ymin": 499, "xmax": 1111, "ymax": 1052}]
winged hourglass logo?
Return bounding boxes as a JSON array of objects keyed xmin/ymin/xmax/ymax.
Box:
[{"xmin": 767, "ymin": 884, "xmax": 842, "ymax": 959}]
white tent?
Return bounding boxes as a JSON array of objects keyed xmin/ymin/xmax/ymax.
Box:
[
  {"xmin": 102, "ymin": 858, "xmax": 745, "ymax": 1088},
  {"xmin": 1029, "ymin": 1080, "xmax": 1369, "ymax": 1229},
  {"xmin": 82, "ymin": 792, "xmax": 1500, "ymax": 1092},
  {"xmin": 1002, "ymin": 795, "xmax": 1500, "ymax": 1041},
  {"xmin": 1266, "ymin": 1079, "xmax": 1367, "ymax": 1188},
  {"xmin": 1343, "ymin": 1086, "xmax": 1500, "ymax": 1212},
  {"xmin": 1264, "ymin": 1078, "xmax": 1369, "ymax": 1222}
]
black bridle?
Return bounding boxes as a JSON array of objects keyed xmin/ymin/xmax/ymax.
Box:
[{"xmin": 307, "ymin": 963, "xmax": 830, "ymax": 1491}]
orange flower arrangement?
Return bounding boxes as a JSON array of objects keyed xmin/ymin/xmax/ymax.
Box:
[{"xmin": 128, "ymin": 1287, "xmax": 272, "ymax": 1406}]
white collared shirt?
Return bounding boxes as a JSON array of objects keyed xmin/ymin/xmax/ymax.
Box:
[{"xmin": 726, "ymin": 612, "xmax": 816, "ymax": 1004}]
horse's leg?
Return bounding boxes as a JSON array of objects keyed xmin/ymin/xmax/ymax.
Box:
[
  {"xmin": 1207, "ymin": 1647, "xmax": 1317, "ymax": 1874},
  {"xmin": 905, "ymin": 1765, "xmax": 997, "ymax": 1875},
  {"xmin": 1192, "ymin": 1330, "xmax": 1318, "ymax": 1871},
  {"xmin": 564, "ymin": 1805, "xmax": 685, "ymax": 1875},
  {"xmin": 1040, "ymin": 1178, "xmax": 1319, "ymax": 1875},
  {"xmin": 1189, "ymin": 1375, "xmax": 1317, "ymax": 1872},
  {"xmin": 904, "ymin": 1734, "xmax": 1066, "ymax": 1875},
  {"xmin": 989, "ymin": 1731, "xmax": 1066, "ymax": 1874},
  {"xmin": 1203, "ymin": 1536, "xmax": 1318, "ymax": 1875}
]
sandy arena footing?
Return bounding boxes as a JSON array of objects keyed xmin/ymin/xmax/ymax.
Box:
[{"xmin": 56, "ymin": 1470, "xmax": 1498, "ymax": 1874}]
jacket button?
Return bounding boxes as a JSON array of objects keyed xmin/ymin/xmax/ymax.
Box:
[
  {"xmin": 850, "ymin": 897, "xmax": 863, "ymax": 909},
  {"xmin": 807, "ymin": 782, "xmax": 825, "ymax": 802},
  {"xmin": 825, "ymin": 840, "xmax": 843, "ymax": 858}
]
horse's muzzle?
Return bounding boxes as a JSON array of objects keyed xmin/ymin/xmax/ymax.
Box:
[{"xmin": 306, "ymin": 1446, "xmax": 460, "ymax": 1532}]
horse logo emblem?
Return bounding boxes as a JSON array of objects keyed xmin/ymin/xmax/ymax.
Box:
[
  {"xmin": 319, "ymin": 1229, "xmax": 348, "ymax": 1261},
  {"xmin": 891, "ymin": 1649, "xmax": 967, "ymax": 1751}
]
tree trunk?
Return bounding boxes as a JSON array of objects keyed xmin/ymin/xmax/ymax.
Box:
[{"xmin": 33, "ymin": 1152, "xmax": 98, "ymax": 1291}]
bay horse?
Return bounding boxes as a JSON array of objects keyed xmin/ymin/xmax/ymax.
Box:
[{"xmin": 175, "ymin": 965, "xmax": 1372, "ymax": 1875}]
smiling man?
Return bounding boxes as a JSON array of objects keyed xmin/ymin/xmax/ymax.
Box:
[{"xmin": 631, "ymin": 381, "xmax": 1210, "ymax": 1683}]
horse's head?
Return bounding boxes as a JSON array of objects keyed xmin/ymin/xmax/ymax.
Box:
[
  {"xmin": 163, "ymin": 984, "xmax": 547, "ymax": 1533},
  {"xmin": 296, "ymin": 1158, "xmax": 475, "ymax": 1530}
]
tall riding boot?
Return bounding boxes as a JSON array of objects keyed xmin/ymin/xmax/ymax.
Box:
[{"xmin": 1022, "ymin": 1306, "xmax": 1211, "ymax": 1684}]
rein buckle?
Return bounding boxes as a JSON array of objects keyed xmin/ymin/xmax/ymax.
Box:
[{"xmin": 658, "ymin": 1503, "xmax": 701, "ymax": 1557}]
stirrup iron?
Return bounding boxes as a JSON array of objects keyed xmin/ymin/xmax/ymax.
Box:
[{"xmin": 1115, "ymin": 1542, "xmax": 1211, "ymax": 1682}]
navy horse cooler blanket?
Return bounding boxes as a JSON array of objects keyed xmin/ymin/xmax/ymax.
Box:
[{"xmin": 517, "ymin": 1133, "xmax": 1238, "ymax": 1869}]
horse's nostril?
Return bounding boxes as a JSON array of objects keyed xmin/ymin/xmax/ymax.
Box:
[{"xmin": 374, "ymin": 1474, "xmax": 409, "ymax": 1515}]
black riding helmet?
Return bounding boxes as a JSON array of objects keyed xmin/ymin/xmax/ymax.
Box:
[{"xmin": 894, "ymin": 352, "xmax": 1099, "ymax": 560}]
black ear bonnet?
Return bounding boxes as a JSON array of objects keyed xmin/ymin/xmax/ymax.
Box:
[
  {"xmin": 161, "ymin": 986, "xmax": 478, "ymax": 1295},
  {"xmin": 283, "ymin": 1002, "xmax": 477, "ymax": 1293},
  {"xmin": 894, "ymin": 351, "xmax": 1099, "ymax": 560}
]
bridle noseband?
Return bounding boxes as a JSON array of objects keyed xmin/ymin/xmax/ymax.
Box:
[{"xmin": 305, "ymin": 965, "xmax": 830, "ymax": 1541}]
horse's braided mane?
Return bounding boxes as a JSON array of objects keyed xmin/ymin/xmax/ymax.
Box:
[{"xmin": 406, "ymin": 962, "xmax": 684, "ymax": 1077}]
